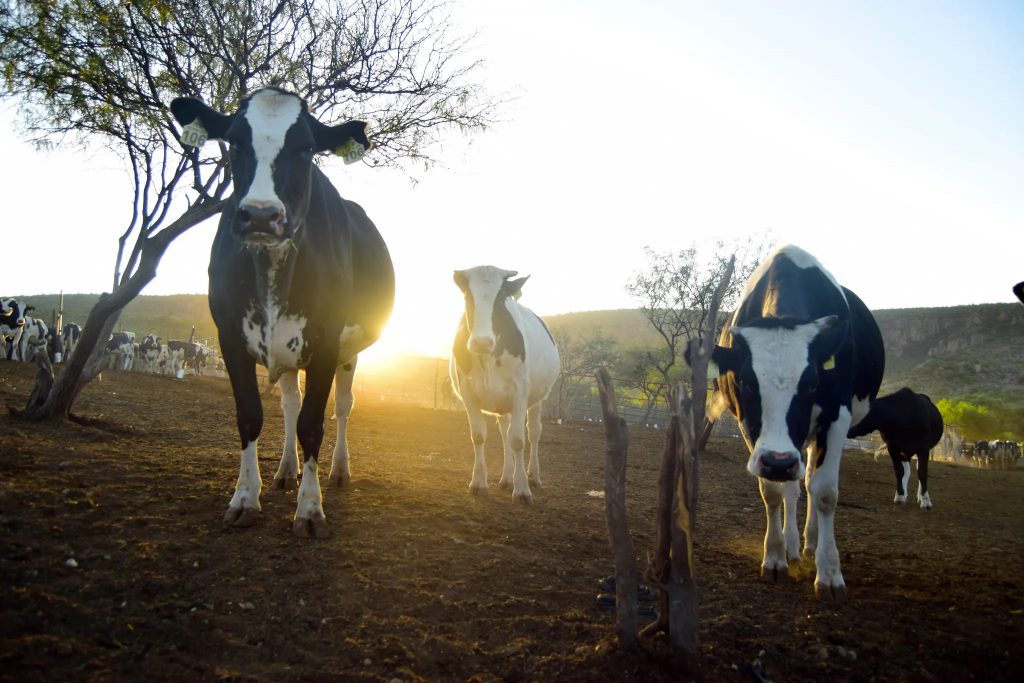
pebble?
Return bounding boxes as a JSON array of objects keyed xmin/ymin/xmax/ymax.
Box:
[
  {"xmin": 817, "ymin": 646, "xmax": 829, "ymax": 660},
  {"xmin": 837, "ymin": 646, "xmax": 857, "ymax": 661},
  {"xmin": 65, "ymin": 558, "xmax": 78, "ymax": 568},
  {"xmin": 238, "ymin": 602, "xmax": 255, "ymax": 610},
  {"xmin": 364, "ymin": 659, "xmax": 372, "ymax": 666},
  {"xmin": 574, "ymin": 645, "xmax": 589, "ymax": 656}
]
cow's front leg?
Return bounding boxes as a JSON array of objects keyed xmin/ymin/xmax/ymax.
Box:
[
  {"xmin": 891, "ymin": 452, "xmax": 909, "ymax": 504},
  {"xmin": 507, "ymin": 397, "xmax": 532, "ymax": 503},
  {"xmin": 758, "ymin": 479, "xmax": 789, "ymax": 581},
  {"xmin": 329, "ymin": 360, "xmax": 356, "ymax": 487},
  {"xmin": 464, "ymin": 404, "xmax": 489, "ymax": 494},
  {"xmin": 526, "ymin": 403, "xmax": 543, "ymax": 488},
  {"xmin": 272, "ymin": 370, "xmax": 301, "ymax": 491},
  {"xmin": 497, "ymin": 413, "xmax": 514, "ymax": 490},
  {"xmin": 222, "ymin": 340, "xmax": 263, "ymax": 528},
  {"xmin": 807, "ymin": 412, "xmax": 851, "ymax": 601},
  {"xmin": 802, "ymin": 443, "xmax": 820, "ymax": 561},
  {"xmin": 293, "ymin": 356, "xmax": 335, "ymax": 539}
]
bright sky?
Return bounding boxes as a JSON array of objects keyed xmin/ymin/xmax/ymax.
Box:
[{"xmin": 1, "ymin": 0, "xmax": 1021, "ymax": 358}]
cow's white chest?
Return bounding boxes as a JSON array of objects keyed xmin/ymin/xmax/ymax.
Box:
[
  {"xmin": 461, "ymin": 352, "xmax": 526, "ymax": 415},
  {"xmin": 242, "ymin": 305, "xmax": 307, "ymax": 377}
]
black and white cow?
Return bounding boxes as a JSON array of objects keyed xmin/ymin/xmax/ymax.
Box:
[
  {"xmin": 138, "ymin": 334, "xmax": 162, "ymax": 374},
  {"xmin": 61, "ymin": 323, "xmax": 82, "ymax": 363},
  {"xmin": 449, "ymin": 266, "xmax": 561, "ymax": 503},
  {"xmin": 0, "ymin": 298, "xmax": 29, "ymax": 360},
  {"xmin": 848, "ymin": 388, "xmax": 943, "ymax": 509},
  {"xmin": 104, "ymin": 332, "xmax": 136, "ymax": 371},
  {"xmin": 170, "ymin": 87, "xmax": 394, "ymax": 537},
  {"xmin": 698, "ymin": 245, "xmax": 884, "ymax": 600},
  {"xmin": 16, "ymin": 316, "xmax": 48, "ymax": 363}
]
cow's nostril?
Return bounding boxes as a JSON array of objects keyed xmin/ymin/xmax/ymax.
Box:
[{"xmin": 239, "ymin": 209, "xmax": 252, "ymax": 225}]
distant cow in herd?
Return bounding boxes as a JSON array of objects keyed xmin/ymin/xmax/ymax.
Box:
[
  {"xmin": 696, "ymin": 244, "xmax": 884, "ymax": 600},
  {"xmin": 848, "ymin": 388, "xmax": 943, "ymax": 509},
  {"xmin": 449, "ymin": 266, "xmax": 561, "ymax": 503},
  {"xmin": 171, "ymin": 86, "xmax": 395, "ymax": 538}
]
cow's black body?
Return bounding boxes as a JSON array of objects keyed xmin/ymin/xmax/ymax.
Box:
[
  {"xmin": 849, "ymin": 388, "xmax": 943, "ymax": 507},
  {"xmin": 171, "ymin": 87, "xmax": 393, "ymax": 537}
]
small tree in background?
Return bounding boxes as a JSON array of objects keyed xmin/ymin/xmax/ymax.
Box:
[
  {"xmin": 614, "ymin": 346, "xmax": 667, "ymax": 426},
  {"xmin": 548, "ymin": 327, "xmax": 618, "ymax": 421},
  {"xmin": 0, "ymin": 0, "xmax": 497, "ymax": 420},
  {"xmin": 624, "ymin": 236, "xmax": 771, "ymax": 433}
]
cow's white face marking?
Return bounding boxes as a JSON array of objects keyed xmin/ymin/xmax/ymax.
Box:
[
  {"xmin": 736, "ymin": 322, "xmax": 821, "ymax": 478},
  {"xmin": 460, "ymin": 265, "xmax": 516, "ymax": 352},
  {"xmin": 240, "ymin": 89, "xmax": 303, "ymax": 209}
]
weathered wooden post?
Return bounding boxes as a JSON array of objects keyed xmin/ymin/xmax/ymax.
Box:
[{"xmin": 595, "ymin": 367, "xmax": 637, "ymax": 649}]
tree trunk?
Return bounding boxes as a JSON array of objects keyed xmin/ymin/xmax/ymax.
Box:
[
  {"xmin": 18, "ymin": 200, "xmax": 224, "ymax": 421},
  {"xmin": 595, "ymin": 368, "xmax": 637, "ymax": 650},
  {"xmin": 640, "ymin": 414, "xmax": 678, "ymax": 640}
]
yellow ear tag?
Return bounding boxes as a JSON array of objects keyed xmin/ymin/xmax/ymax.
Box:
[
  {"xmin": 822, "ymin": 356, "xmax": 836, "ymax": 370},
  {"xmin": 334, "ymin": 139, "xmax": 367, "ymax": 165},
  {"xmin": 180, "ymin": 120, "xmax": 208, "ymax": 148}
]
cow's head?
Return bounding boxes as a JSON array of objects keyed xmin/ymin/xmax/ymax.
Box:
[
  {"xmin": 0, "ymin": 298, "xmax": 25, "ymax": 325},
  {"xmin": 453, "ymin": 266, "xmax": 528, "ymax": 355},
  {"xmin": 706, "ymin": 316, "xmax": 847, "ymax": 481},
  {"xmin": 170, "ymin": 88, "xmax": 370, "ymax": 248}
]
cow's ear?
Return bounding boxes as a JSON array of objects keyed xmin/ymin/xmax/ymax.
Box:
[
  {"xmin": 24, "ymin": 306, "xmax": 35, "ymax": 314},
  {"xmin": 170, "ymin": 97, "xmax": 232, "ymax": 144},
  {"xmin": 453, "ymin": 270, "xmax": 469, "ymax": 293},
  {"xmin": 708, "ymin": 344, "xmax": 741, "ymax": 380},
  {"xmin": 313, "ymin": 119, "xmax": 372, "ymax": 163},
  {"xmin": 501, "ymin": 276, "xmax": 530, "ymax": 300}
]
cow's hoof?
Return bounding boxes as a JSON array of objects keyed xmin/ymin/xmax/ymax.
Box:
[
  {"xmin": 513, "ymin": 490, "xmax": 533, "ymax": 505},
  {"xmin": 224, "ymin": 507, "xmax": 259, "ymax": 528},
  {"xmin": 292, "ymin": 515, "xmax": 330, "ymax": 539},
  {"xmin": 893, "ymin": 494, "xmax": 907, "ymax": 504},
  {"xmin": 469, "ymin": 482, "xmax": 488, "ymax": 495},
  {"xmin": 528, "ymin": 476, "xmax": 542, "ymax": 488},
  {"xmin": 328, "ymin": 472, "xmax": 350, "ymax": 488},
  {"xmin": 272, "ymin": 476, "xmax": 297, "ymax": 492},
  {"xmin": 760, "ymin": 564, "xmax": 789, "ymax": 583},
  {"xmin": 498, "ymin": 478, "xmax": 513, "ymax": 490},
  {"xmin": 814, "ymin": 582, "xmax": 847, "ymax": 602}
]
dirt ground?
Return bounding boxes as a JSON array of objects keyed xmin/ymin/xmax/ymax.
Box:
[{"xmin": 0, "ymin": 361, "xmax": 1021, "ymax": 683}]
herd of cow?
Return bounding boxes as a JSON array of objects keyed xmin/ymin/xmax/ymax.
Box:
[
  {"xmin": 1, "ymin": 87, "xmax": 1020, "ymax": 605},
  {"xmin": 962, "ymin": 439, "xmax": 1023, "ymax": 470},
  {"xmin": 0, "ymin": 299, "xmax": 214, "ymax": 378}
]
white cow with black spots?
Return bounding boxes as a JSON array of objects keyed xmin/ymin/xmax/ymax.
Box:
[{"xmin": 449, "ymin": 266, "xmax": 561, "ymax": 503}]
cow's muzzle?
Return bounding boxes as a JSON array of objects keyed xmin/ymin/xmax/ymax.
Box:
[
  {"xmin": 468, "ymin": 335, "xmax": 495, "ymax": 355},
  {"xmin": 238, "ymin": 203, "xmax": 289, "ymax": 245},
  {"xmin": 757, "ymin": 450, "xmax": 802, "ymax": 481}
]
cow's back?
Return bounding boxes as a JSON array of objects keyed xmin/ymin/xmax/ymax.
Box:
[{"xmin": 518, "ymin": 304, "xmax": 560, "ymax": 406}]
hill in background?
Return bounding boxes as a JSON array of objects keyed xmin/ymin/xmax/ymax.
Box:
[{"xmin": 11, "ymin": 294, "xmax": 1024, "ymax": 406}]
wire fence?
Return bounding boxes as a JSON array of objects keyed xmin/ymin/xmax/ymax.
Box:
[{"xmin": 198, "ymin": 354, "xmax": 1014, "ymax": 466}]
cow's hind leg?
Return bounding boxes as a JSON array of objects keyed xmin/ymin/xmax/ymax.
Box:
[
  {"xmin": 508, "ymin": 399, "xmax": 532, "ymax": 503},
  {"xmin": 526, "ymin": 403, "xmax": 543, "ymax": 488},
  {"xmin": 272, "ymin": 370, "xmax": 301, "ymax": 491},
  {"xmin": 916, "ymin": 452, "xmax": 932, "ymax": 509},
  {"xmin": 497, "ymin": 413, "xmax": 514, "ymax": 490},
  {"xmin": 329, "ymin": 360, "xmax": 356, "ymax": 487}
]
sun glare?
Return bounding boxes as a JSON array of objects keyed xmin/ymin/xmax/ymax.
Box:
[{"xmin": 357, "ymin": 297, "xmax": 460, "ymax": 371}]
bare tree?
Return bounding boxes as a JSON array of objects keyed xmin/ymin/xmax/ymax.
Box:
[
  {"xmin": 0, "ymin": 0, "xmax": 498, "ymax": 420},
  {"xmin": 624, "ymin": 236, "xmax": 770, "ymax": 425},
  {"xmin": 548, "ymin": 326, "xmax": 618, "ymax": 421}
]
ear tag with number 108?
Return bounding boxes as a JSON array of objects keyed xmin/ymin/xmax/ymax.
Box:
[{"xmin": 180, "ymin": 120, "xmax": 208, "ymax": 148}]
